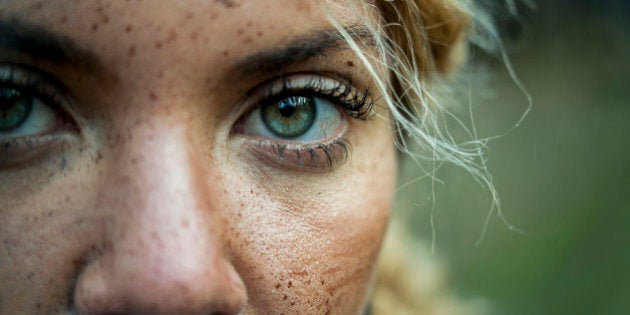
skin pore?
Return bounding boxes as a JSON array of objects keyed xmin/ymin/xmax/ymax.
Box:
[{"xmin": 0, "ymin": 0, "xmax": 396, "ymax": 314}]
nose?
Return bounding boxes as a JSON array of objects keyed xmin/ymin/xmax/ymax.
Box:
[{"xmin": 73, "ymin": 125, "xmax": 246, "ymax": 314}]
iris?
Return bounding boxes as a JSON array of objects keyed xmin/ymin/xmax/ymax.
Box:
[
  {"xmin": 0, "ymin": 87, "xmax": 33, "ymax": 131},
  {"xmin": 261, "ymin": 96, "xmax": 316, "ymax": 139}
]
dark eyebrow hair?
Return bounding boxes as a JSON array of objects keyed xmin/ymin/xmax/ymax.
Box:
[
  {"xmin": 0, "ymin": 18, "xmax": 102, "ymax": 72},
  {"xmin": 235, "ymin": 25, "xmax": 377, "ymax": 77}
]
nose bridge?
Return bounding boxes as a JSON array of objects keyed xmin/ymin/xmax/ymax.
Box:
[
  {"xmin": 74, "ymin": 121, "xmax": 246, "ymax": 313},
  {"xmin": 110, "ymin": 123, "xmax": 213, "ymax": 273},
  {"xmin": 117, "ymin": 122, "xmax": 208, "ymax": 235}
]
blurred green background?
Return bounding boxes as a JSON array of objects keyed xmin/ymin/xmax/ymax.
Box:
[{"xmin": 395, "ymin": 1, "xmax": 630, "ymax": 314}]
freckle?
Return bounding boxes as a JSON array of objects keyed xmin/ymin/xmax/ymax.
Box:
[
  {"xmin": 72, "ymin": 258, "xmax": 85, "ymax": 269},
  {"xmin": 275, "ymin": 283, "xmax": 281, "ymax": 289},
  {"xmin": 243, "ymin": 37, "xmax": 252, "ymax": 44},
  {"xmin": 128, "ymin": 46, "xmax": 136, "ymax": 57},
  {"xmin": 149, "ymin": 91, "xmax": 158, "ymax": 101},
  {"xmin": 257, "ymin": 31, "xmax": 263, "ymax": 37},
  {"xmin": 96, "ymin": 5, "xmax": 104, "ymax": 13},
  {"xmin": 190, "ymin": 31, "xmax": 198, "ymax": 40},
  {"xmin": 155, "ymin": 41, "xmax": 163, "ymax": 49},
  {"xmin": 91, "ymin": 23, "xmax": 99, "ymax": 31},
  {"xmin": 346, "ymin": 60, "xmax": 354, "ymax": 67},
  {"xmin": 288, "ymin": 281, "xmax": 293, "ymax": 288},
  {"xmin": 125, "ymin": 24, "xmax": 133, "ymax": 33},
  {"xmin": 166, "ymin": 30, "xmax": 178, "ymax": 42},
  {"xmin": 102, "ymin": 15, "xmax": 109, "ymax": 23},
  {"xmin": 283, "ymin": 295, "xmax": 288, "ymax": 300},
  {"xmin": 216, "ymin": 0, "xmax": 238, "ymax": 8},
  {"xmin": 60, "ymin": 15, "xmax": 68, "ymax": 24},
  {"xmin": 222, "ymin": 50, "xmax": 230, "ymax": 57}
]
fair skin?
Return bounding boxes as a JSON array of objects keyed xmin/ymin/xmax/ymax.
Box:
[{"xmin": 0, "ymin": 0, "xmax": 396, "ymax": 314}]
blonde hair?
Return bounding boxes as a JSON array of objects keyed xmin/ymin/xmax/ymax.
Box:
[
  {"xmin": 325, "ymin": 0, "xmax": 506, "ymax": 210},
  {"xmin": 323, "ymin": 0, "xmax": 519, "ymax": 313},
  {"xmin": 373, "ymin": 219, "xmax": 489, "ymax": 315}
]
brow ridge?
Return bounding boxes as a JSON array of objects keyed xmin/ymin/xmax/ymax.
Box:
[
  {"xmin": 236, "ymin": 25, "xmax": 376, "ymax": 77},
  {"xmin": 0, "ymin": 17, "xmax": 102, "ymax": 72}
]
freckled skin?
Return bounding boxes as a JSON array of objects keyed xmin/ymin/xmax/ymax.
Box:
[{"xmin": 0, "ymin": 1, "xmax": 396, "ymax": 314}]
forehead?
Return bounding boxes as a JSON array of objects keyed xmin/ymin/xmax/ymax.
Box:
[
  {"xmin": 1, "ymin": 0, "xmax": 377, "ymax": 81},
  {"xmin": 1, "ymin": 0, "xmax": 370, "ymax": 33}
]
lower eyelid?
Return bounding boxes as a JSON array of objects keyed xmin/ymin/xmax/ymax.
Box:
[
  {"xmin": 0, "ymin": 133, "xmax": 76, "ymax": 168},
  {"xmin": 238, "ymin": 136, "xmax": 351, "ymax": 172}
]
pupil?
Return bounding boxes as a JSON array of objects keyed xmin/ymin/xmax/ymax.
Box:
[{"xmin": 278, "ymin": 101, "xmax": 296, "ymax": 117}]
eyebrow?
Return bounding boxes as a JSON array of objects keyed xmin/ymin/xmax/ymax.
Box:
[
  {"xmin": 0, "ymin": 18, "xmax": 102, "ymax": 72},
  {"xmin": 235, "ymin": 25, "xmax": 377, "ymax": 77}
]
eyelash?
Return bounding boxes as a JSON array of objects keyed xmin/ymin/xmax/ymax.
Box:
[
  {"xmin": 0, "ymin": 64, "xmax": 70, "ymax": 115},
  {"xmin": 0, "ymin": 64, "xmax": 76, "ymax": 161},
  {"xmin": 255, "ymin": 75, "xmax": 373, "ymax": 121},
  {"xmin": 238, "ymin": 74, "xmax": 373, "ymax": 171}
]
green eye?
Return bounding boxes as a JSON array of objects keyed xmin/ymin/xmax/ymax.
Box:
[
  {"xmin": 238, "ymin": 76, "xmax": 347, "ymax": 146},
  {"xmin": 0, "ymin": 87, "xmax": 33, "ymax": 131},
  {"xmin": 261, "ymin": 96, "xmax": 317, "ymax": 139}
]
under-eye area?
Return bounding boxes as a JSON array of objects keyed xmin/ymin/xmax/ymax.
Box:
[
  {"xmin": 0, "ymin": 63, "xmax": 78, "ymax": 167},
  {"xmin": 232, "ymin": 73, "xmax": 372, "ymax": 171},
  {"xmin": 244, "ymin": 136, "xmax": 352, "ymax": 172}
]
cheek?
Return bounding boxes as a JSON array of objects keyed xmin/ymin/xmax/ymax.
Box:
[
  {"xmin": 0, "ymin": 147, "xmax": 106, "ymax": 312},
  {"xmin": 224, "ymin": 131, "xmax": 396, "ymax": 313}
]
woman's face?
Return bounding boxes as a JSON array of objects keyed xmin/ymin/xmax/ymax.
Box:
[{"xmin": 0, "ymin": 0, "xmax": 396, "ymax": 314}]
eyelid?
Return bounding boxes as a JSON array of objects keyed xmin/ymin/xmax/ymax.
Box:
[
  {"xmin": 0, "ymin": 63, "xmax": 78, "ymax": 132},
  {"xmin": 244, "ymin": 72, "xmax": 374, "ymax": 120},
  {"xmin": 239, "ymin": 136, "xmax": 352, "ymax": 172},
  {"xmin": 0, "ymin": 62, "xmax": 80, "ymax": 132},
  {"xmin": 232, "ymin": 73, "xmax": 371, "ymax": 172},
  {"xmin": 0, "ymin": 64, "xmax": 81, "ymax": 168}
]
